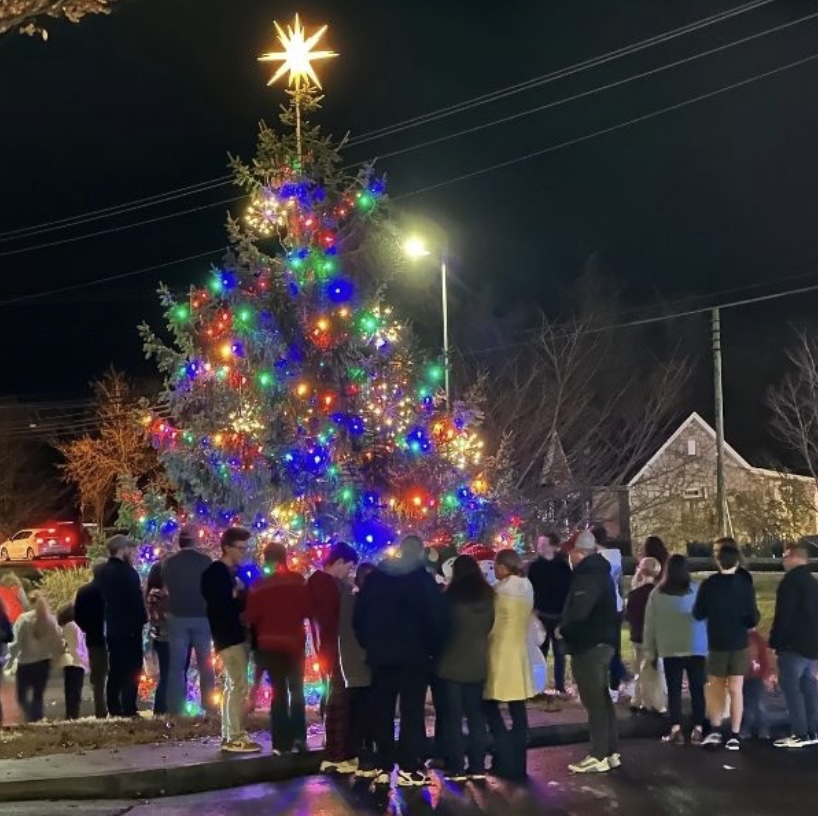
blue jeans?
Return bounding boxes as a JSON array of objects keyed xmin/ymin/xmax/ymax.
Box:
[
  {"xmin": 153, "ymin": 640, "xmax": 169, "ymax": 715},
  {"xmin": 167, "ymin": 615, "xmax": 216, "ymax": 715},
  {"xmin": 741, "ymin": 677, "xmax": 769, "ymax": 737},
  {"xmin": 778, "ymin": 652, "xmax": 818, "ymax": 738}
]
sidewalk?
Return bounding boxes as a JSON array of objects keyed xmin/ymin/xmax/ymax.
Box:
[
  {"xmin": 0, "ymin": 699, "xmax": 661, "ymax": 803},
  {"xmin": 0, "ymin": 692, "xmax": 792, "ymax": 803}
]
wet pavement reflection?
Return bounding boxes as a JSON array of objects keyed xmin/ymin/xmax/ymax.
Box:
[{"xmin": 16, "ymin": 740, "xmax": 818, "ymax": 816}]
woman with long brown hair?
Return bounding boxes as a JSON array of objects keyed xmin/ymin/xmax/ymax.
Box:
[{"xmin": 437, "ymin": 554, "xmax": 495, "ymax": 779}]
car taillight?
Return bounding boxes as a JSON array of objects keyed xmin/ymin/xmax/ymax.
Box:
[
  {"xmin": 65, "ymin": 536, "xmax": 72, "ymax": 543},
  {"xmin": 36, "ymin": 537, "xmax": 43, "ymax": 544},
  {"xmin": 47, "ymin": 528, "xmax": 56, "ymax": 534}
]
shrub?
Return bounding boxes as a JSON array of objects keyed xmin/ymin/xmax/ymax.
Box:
[
  {"xmin": 686, "ymin": 541, "xmax": 713, "ymax": 558},
  {"xmin": 38, "ymin": 567, "xmax": 93, "ymax": 611}
]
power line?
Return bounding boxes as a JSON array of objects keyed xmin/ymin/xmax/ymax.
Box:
[
  {"xmin": 0, "ymin": 198, "xmax": 239, "ymax": 258},
  {"xmin": 0, "ymin": 0, "xmax": 775, "ymax": 242},
  {"xmin": 469, "ymin": 280, "xmax": 818, "ymax": 355},
  {"xmin": 352, "ymin": 0, "xmax": 778, "ymax": 145},
  {"xmin": 395, "ymin": 49, "xmax": 818, "ymax": 200},
  {"xmin": 0, "ymin": 176, "xmax": 234, "ymax": 243},
  {"xmin": 374, "ymin": 9, "xmax": 818, "ymax": 164},
  {"xmin": 0, "ymin": 248, "xmax": 224, "ymax": 307},
  {"xmin": 5, "ymin": 10, "xmax": 813, "ymax": 259},
  {"xmin": 3, "ymin": 47, "xmax": 816, "ymax": 307},
  {"xmin": 10, "ymin": 277, "xmax": 818, "ymax": 437}
]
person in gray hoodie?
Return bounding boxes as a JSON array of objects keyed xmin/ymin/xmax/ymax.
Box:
[
  {"xmin": 643, "ymin": 554, "xmax": 708, "ymax": 745},
  {"xmin": 338, "ymin": 562, "xmax": 376, "ymax": 776},
  {"xmin": 437, "ymin": 555, "xmax": 495, "ymax": 779}
]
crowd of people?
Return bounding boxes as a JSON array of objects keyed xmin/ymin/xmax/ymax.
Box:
[{"xmin": 1, "ymin": 524, "xmax": 818, "ymax": 788}]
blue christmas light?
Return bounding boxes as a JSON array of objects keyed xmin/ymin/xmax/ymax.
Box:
[
  {"xmin": 160, "ymin": 519, "xmax": 178, "ymax": 537},
  {"xmin": 406, "ymin": 427, "xmax": 432, "ymax": 454},
  {"xmin": 325, "ymin": 277, "xmax": 354, "ymax": 303}
]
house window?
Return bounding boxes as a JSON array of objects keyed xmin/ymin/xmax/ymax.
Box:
[
  {"xmin": 687, "ymin": 439, "xmax": 697, "ymax": 456},
  {"xmin": 683, "ymin": 486, "xmax": 706, "ymax": 500}
]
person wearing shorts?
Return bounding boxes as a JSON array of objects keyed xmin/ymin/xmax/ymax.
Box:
[
  {"xmin": 707, "ymin": 648, "xmax": 750, "ymax": 679},
  {"xmin": 693, "ymin": 539, "xmax": 759, "ymax": 751}
]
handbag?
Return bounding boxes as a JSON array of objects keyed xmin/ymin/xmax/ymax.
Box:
[{"xmin": 528, "ymin": 614, "xmax": 546, "ymax": 647}]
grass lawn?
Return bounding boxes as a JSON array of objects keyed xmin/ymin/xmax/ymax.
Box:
[{"xmin": 545, "ymin": 571, "xmax": 782, "ymax": 687}]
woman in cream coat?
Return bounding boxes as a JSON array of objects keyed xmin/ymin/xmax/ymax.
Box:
[{"xmin": 484, "ymin": 549, "xmax": 535, "ymax": 781}]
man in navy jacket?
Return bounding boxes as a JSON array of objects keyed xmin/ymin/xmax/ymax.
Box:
[
  {"xmin": 354, "ymin": 535, "xmax": 447, "ymax": 785},
  {"xmin": 96, "ymin": 535, "xmax": 147, "ymax": 717}
]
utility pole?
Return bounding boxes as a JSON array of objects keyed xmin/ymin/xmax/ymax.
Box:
[{"xmin": 712, "ymin": 308, "xmax": 727, "ymax": 536}]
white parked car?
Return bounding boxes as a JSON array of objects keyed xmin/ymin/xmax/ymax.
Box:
[{"xmin": 0, "ymin": 526, "xmax": 76, "ymax": 561}]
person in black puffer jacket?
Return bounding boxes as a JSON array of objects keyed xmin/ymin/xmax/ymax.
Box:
[
  {"xmin": 560, "ymin": 530, "xmax": 619, "ymax": 774},
  {"xmin": 354, "ymin": 535, "xmax": 448, "ymax": 785}
]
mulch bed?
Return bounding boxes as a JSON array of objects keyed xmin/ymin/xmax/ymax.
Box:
[{"xmin": 0, "ymin": 711, "xmax": 325, "ymax": 761}]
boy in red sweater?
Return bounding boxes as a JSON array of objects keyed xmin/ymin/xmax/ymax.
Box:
[
  {"xmin": 245, "ymin": 542, "xmax": 312, "ymax": 753},
  {"xmin": 741, "ymin": 629, "xmax": 775, "ymax": 740}
]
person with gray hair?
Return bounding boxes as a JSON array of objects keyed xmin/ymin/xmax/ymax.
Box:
[
  {"xmin": 96, "ymin": 535, "xmax": 147, "ymax": 717},
  {"xmin": 74, "ymin": 558, "xmax": 109, "ymax": 718},
  {"xmin": 560, "ymin": 529, "xmax": 620, "ymax": 774}
]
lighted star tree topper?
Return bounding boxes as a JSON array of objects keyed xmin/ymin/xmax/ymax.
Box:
[{"xmin": 258, "ymin": 13, "xmax": 337, "ymax": 158}]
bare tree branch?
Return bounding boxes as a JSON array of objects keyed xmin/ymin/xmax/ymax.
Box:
[{"xmin": 0, "ymin": 0, "xmax": 119, "ymax": 38}]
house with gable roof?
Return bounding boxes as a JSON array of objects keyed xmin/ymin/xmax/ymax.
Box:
[{"xmin": 592, "ymin": 412, "xmax": 818, "ymax": 551}]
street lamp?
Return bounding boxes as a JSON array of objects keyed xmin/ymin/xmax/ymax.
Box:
[{"xmin": 403, "ymin": 235, "xmax": 450, "ymax": 406}]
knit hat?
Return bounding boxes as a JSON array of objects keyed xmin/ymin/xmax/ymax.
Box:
[{"xmin": 575, "ymin": 529, "xmax": 597, "ymax": 553}]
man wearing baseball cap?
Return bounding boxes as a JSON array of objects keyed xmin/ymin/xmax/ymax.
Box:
[{"xmin": 559, "ymin": 529, "xmax": 620, "ymax": 774}]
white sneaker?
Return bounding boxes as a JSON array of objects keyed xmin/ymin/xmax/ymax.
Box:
[
  {"xmin": 701, "ymin": 732, "xmax": 722, "ymax": 748},
  {"xmin": 319, "ymin": 760, "xmax": 340, "ymax": 772},
  {"xmin": 396, "ymin": 769, "xmax": 428, "ymax": 787},
  {"xmin": 607, "ymin": 753, "xmax": 622, "ymax": 769},
  {"xmin": 221, "ymin": 737, "xmax": 262, "ymax": 753},
  {"xmin": 334, "ymin": 759, "xmax": 360, "ymax": 774},
  {"xmin": 569, "ymin": 755, "xmax": 611, "ymax": 774},
  {"xmin": 774, "ymin": 735, "xmax": 810, "ymax": 749}
]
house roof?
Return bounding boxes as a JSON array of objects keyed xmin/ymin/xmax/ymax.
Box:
[
  {"xmin": 628, "ymin": 411, "xmax": 816, "ymax": 487},
  {"xmin": 627, "ymin": 411, "xmax": 752, "ymax": 487}
]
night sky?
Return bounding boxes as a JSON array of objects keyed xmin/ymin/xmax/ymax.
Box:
[{"xmin": 2, "ymin": 0, "xmax": 818, "ymax": 457}]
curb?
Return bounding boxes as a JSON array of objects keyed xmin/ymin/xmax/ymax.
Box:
[{"xmin": 0, "ymin": 717, "xmax": 667, "ymax": 803}]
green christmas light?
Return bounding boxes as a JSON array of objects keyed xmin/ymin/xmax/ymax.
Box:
[
  {"xmin": 171, "ymin": 304, "xmax": 190, "ymax": 322},
  {"xmin": 356, "ymin": 192, "xmax": 375, "ymax": 212},
  {"xmin": 258, "ymin": 372, "xmax": 274, "ymax": 388},
  {"xmin": 358, "ymin": 312, "xmax": 379, "ymax": 334},
  {"xmin": 427, "ymin": 364, "xmax": 444, "ymax": 382},
  {"xmin": 209, "ymin": 276, "xmax": 223, "ymax": 295}
]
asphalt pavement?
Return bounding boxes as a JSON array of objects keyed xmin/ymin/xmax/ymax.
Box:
[{"xmin": 5, "ymin": 739, "xmax": 817, "ymax": 816}]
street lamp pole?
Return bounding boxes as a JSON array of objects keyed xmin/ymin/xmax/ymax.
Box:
[
  {"xmin": 440, "ymin": 245, "xmax": 450, "ymax": 406},
  {"xmin": 404, "ymin": 235, "xmax": 452, "ymax": 407}
]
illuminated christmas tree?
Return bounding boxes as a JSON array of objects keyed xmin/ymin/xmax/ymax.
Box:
[{"xmin": 132, "ymin": 15, "xmax": 499, "ymax": 565}]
